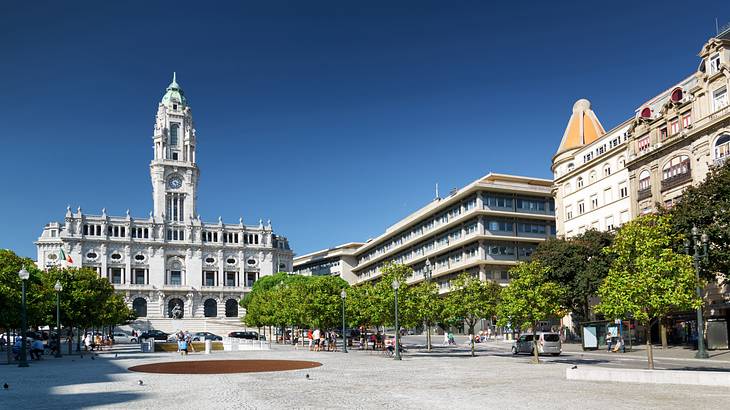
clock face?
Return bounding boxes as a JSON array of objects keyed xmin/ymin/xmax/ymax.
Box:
[{"xmin": 168, "ymin": 176, "xmax": 183, "ymax": 189}]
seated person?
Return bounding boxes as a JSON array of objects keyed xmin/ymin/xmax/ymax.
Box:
[{"xmin": 30, "ymin": 338, "xmax": 45, "ymax": 360}]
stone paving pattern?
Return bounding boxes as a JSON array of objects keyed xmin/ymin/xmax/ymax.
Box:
[{"xmin": 0, "ymin": 342, "xmax": 728, "ymax": 409}]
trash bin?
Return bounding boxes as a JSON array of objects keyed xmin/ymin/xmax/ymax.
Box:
[
  {"xmin": 141, "ymin": 339, "xmax": 155, "ymax": 353},
  {"xmin": 205, "ymin": 339, "xmax": 212, "ymax": 354}
]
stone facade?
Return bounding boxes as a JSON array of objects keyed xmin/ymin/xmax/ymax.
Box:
[{"xmin": 35, "ymin": 74, "xmax": 293, "ymax": 321}]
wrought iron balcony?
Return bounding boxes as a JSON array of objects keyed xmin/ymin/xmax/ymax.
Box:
[
  {"xmin": 637, "ymin": 188, "xmax": 652, "ymax": 201},
  {"xmin": 661, "ymin": 171, "xmax": 692, "ymax": 192}
]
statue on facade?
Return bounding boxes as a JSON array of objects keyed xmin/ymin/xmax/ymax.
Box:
[{"xmin": 171, "ymin": 302, "xmax": 183, "ymax": 319}]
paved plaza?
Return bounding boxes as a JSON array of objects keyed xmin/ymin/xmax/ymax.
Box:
[{"xmin": 1, "ymin": 339, "xmax": 729, "ymax": 409}]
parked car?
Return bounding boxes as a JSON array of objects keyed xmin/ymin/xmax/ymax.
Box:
[
  {"xmin": 512, "ymin": 332, "xmax": 562, "ymax": 356},
  {"xmin": 191, "ymin": 332, "xmax": 222, "ymax": 341},
  {"xmin": 139, "ymin": 330, "xmax": 169, "ymax": 341},
  {"xmin": 228, "ymin": 331, "xmax": 263, "ymax": 340},
  {"xmin": 112, "ymin": 332, "xmax": 138, "ymax": 344}
]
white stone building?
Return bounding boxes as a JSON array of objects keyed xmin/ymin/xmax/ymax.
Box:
[{"xmin": 35, "ymin": 74, "xmax": 293, "ymax": 324}]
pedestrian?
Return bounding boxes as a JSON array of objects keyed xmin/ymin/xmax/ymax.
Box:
[
  {"xmin": 30, "ymin": 338, "xmax": 44, "ymax": 360},
  {"xmin": 83, "ymin": 333, "xmax": 92, "ymax": 351},
  {"xmin": 319, "ymin": 331, "xmax": 326, "ymax": 351},
  {"xmin": 313, "ymin": 328, "xmax": 321, "ymax": 352},
  {"xmin": 307, "ymin": 329, "xmax": 314, "ymax": 351},
  {"xmin": 186, "ymin": 332, "xmax": 195, "ymax": 353},
  {"xmin": 606, "ymin": 332, "xmax": 613, "ymax": 352},
  {"xmin": 178, "ymin": 338, "xmax": 188, "ymax": 356},
  {"xmin": 443, "ymin": 332, "xmax": 449, "ymax": 346}
]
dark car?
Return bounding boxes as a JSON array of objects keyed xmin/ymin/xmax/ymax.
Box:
[
  {"xmin": 191, "ymin": 332, "xmax": 222, "ymax": 341},
  {"xmin": 228, "ymin": 331, "xmax": 263, "ymax": 340},
  {"xmin": 139, "ymin": 330, "xmax": 169, "ymax": 341}
]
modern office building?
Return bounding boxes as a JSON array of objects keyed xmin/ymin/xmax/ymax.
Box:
[
  {"xmin": 292, "ymin": 242, "xmax": 364, "ymax": 284},
  {"xmin": 350, "ymin": 173, "xmax": 555, "ymax": 291},
  {"xmin": 35, "ymin": 74, "xmax": 293, "ymax": 324}
]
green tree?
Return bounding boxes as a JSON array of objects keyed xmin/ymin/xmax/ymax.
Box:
[
  {"xmin": 531, "ymin": 229, "xmax": 614, "ymax": 322},
  {"xmin": 442, "ymin": 272, "xmax": 501, "ymax": 356},
  {"xmin": 404, "ymin": 280, "xmax": 442, "ymax": 351},
  {"xmin": 665, "ymin": 160, "xmax": 730, "ymax": 283},
  {"xmin": 497, "ymin": 261, "xmax": 564, "ymax": 363},
  {"xmin": 596, "ymin": 214, "xmax": 699, "ymax": 369}
]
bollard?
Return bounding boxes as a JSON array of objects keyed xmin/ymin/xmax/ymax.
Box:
[{"xmin": 205, "ymin": 339, "xmax": 212, "ymax": 354}]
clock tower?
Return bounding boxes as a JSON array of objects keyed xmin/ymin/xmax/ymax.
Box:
[{"xmin": 150, "ymin": 73, "xmax": 199, "ymax": 223}]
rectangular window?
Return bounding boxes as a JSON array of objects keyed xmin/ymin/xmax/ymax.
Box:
[
  {"xmin": 204, "ymin": 271, "xmax": 216, "ymax": 286},
  {"xmin": 682, "ymin": 113, "xmax": 692, "ymax": 128},
  {"xmin": 620, "ymin": 210, "xmax": 630, "ymax": 224},
  {"xmin": 638, "ymin": 136, "xmax": 650, "ymax": 152},
  {"xmin": 710, "ymin": 53, "xmax": 721, "ymax": 75},
  {"xmin": 565, "ymin": 205, "xmax": 573, "ymax": 220},
  {"xmin": 670, "ymin": 120, "xmax": 680, "ymax": 135},
  {"xmin": 170, "ymin": 271, "xmax": 182, "ymax": 285},
  {"xmin": 603, "ymin": 188, "xmax": 612, "ymax": 204},
  {"xmin": 660, "ymin": 127, "xmax": 668, "ymax": 141},
  {"xmin": 590, "ymin": 195, "xmax": 598, "ymax": 210},
  {"xmin": 226, "ymin": 272, "xmax": 236, "ymax": 287},
  {"xmin": 111, "ymin": 268, "xmax": 122, "ymax": 284},
  {"xmin": 713, "ymin": 86, "xmax": 728, "ymax": 111},
  {"xmin": 619, "ymin": 182, "xmax": 628, "ymax": 198},
  {"xmin": 134, "ymin": 269, "xmax": 146, "ymax": 284},
  {"xmin": 578, "ymin": 201, "xmax": 585, "ymax": 214},
  {"xmin": 605, "ymin": 216, "xmax": 615, "ymax": 231}
]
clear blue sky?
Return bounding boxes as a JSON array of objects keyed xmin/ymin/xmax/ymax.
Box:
[{"xmin": 2, "ymin": 1, "xmax": 729, "ymax": 258}]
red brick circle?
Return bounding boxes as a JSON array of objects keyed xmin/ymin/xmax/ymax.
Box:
[{"xmin": 128, "ymin": 359, "xmax": 322, "ymax": 374}]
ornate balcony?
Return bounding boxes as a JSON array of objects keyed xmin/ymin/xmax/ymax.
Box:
[
  {"xmin": 661, "ymin": 171, "xmax": 692, "ymax": 192},
  {"xmin": 637, "ymin": 188, "xmax": 652, "ymax": 201}
]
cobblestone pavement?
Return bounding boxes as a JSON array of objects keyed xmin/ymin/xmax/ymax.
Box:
[{"xmin": 0, "ymin": 343, "xmax": 728, "ymax": 409}]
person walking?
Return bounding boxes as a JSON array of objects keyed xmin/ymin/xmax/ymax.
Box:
[
  {"xmin": 313, "ymin": 328, "xmax": 321, "ymax": 352},
  {"xmin": 307, "ymin": 329, "xmax": 314, "ymax": 351}
]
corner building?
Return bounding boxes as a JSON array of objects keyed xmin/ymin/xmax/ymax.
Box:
[
  {"xmin": 351, "ymin": 173, "xmax": 555, "ymax": 291},
  {"xmin": 35, "ymin": 75, "xmax": 293, "ymax": 327}
]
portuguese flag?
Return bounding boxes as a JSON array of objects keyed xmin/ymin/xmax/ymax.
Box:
[{"xmin": 59, "ymin": 248, "xmax": 73, "ymax": 264}]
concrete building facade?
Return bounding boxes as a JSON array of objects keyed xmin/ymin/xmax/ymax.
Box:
[{"xmin": 292, "ymin": 242, "xmax": 364, "ymax": 284}]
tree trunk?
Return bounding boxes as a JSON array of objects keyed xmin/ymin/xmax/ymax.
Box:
[
  {"xmin": 646, "ymin": 324, "xmax": 654, "ymax": 370},
  {"xmin": 532, "ymin": 323, "xmax": 540, "ymax": 364},
  {"xmin": 426, "ymin": 323, "xmax": 432, "ymax": 352},
  {"xmin": 469, "ymin": 322, "xmax": 476, "ymax": 357},
  {"xmin": 660, "ymin": 319, "xmax": 668, "ymax": 349}
]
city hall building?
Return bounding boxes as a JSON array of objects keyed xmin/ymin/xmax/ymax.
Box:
[{"xmin": 35, "ymin": 74, "xmax": 293, "ymax": 324}]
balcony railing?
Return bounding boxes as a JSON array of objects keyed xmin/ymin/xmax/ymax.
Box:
[
  {"xmin": 713, "ymin": 156, "xmax": 729, "ymax": 168},
  {"xmin": 637, "ymin": 188, "xmax": 652, "ymax": 201},
  {"xmin": 661, "ymin": 171, "xmax": 692, "ymax": 192}
]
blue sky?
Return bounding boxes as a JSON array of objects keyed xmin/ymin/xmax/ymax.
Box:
[{"xmin": 2, "ymin": 1, "xmax": 729, "ymax": 258}]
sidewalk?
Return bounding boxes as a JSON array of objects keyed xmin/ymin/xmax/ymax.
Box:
[{"xmin": 560, "ymin": 342, "xmax": 730, "ymax": 363}]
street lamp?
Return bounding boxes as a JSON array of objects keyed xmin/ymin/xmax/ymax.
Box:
[
  {"xmin": 424, "ymin": 259, "xmax": 433, "ymax": 352},
  {"xmin": 685, "ymin": 225, "xmax": 710, "ymax": 359},
  {"xmin": 18, "ymin": 266, "xmax": 30, "ymax": 368},
  {"xmin": 340, "ymin": 289, "xmax": 347, "ymax": 353},
  {"xmin": 54, "ymin": 280, "xmax": 63, "ymax": 358},
  {"xmin": 392, "ymin": 279, "xmax": 401, "ymax": 361}
]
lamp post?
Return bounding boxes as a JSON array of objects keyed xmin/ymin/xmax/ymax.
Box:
[
  {"xmin": 685, "ymin": 226, "xmax": 709, "ymax": 359},
  {"xmin": 54, "ymin": 280, "xmax": 63, "ymax": 358},
  {"xmin": 424, "ymin": 259, "xmax": 432, "ymax": 352},
  {"xmin": 340, "ymin": 289, "xmax": 347, "ymax": 353},
  {"xmin": 18, "ymin": 266, "xmax": 30, "ymax": 367},
  {"xmin": 392, "ymin": 279, "xmax": 401, "ymax": 360}
]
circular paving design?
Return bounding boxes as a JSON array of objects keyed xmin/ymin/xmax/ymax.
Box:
[{"xmin": 128, "ymin": 359, "xmax": 322, "ymax": 374}]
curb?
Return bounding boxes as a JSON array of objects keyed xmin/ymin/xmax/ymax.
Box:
[{"xmin": 566, "ymin": 365, "xmax": 730, "ymax": 386}]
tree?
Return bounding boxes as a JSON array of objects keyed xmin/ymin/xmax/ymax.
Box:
[
  {"xmin": 666, "ymin": 160, "xmax": 730, "ymax": 283},
  {"xmin": 531, "ymin": 229, "xmax": 614, "ymax": 323},
  {"xmin": 595, "ymin": 214, "xmax": 699, "ymax": 369},
  {"xmin": 404, "ymin": 280, "xmax": 442, "ymax": 351},
  {"xmin": 497, "ymin": 261, "xmax": 564, "ymax": 364},
  {"xmin": 442, "ymin": 272, "xmax": 501, "ymax": 356}
]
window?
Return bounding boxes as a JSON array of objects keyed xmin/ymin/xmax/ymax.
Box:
[
  {"xmin": 603, "ymin": 164, "xmax": 611, "ymax": 176},
  {"xmin": 715, "ymin": 134, "xmax": 730, "ymax": 160},
  {"xmin": 577, "ymin": 177, "xmax": 584, "ymax": 188},
  {"xmin": 590, "ymin": 195, "xmax": 598, "ymax": 210},
  {"xmin": 204, "ymin": 271, "xmax": 216, "ymax": 286},
  {"xmin": 485, "ymin": 194, "xmax": 513, "ymax": 208},
  {"xmin": 565, "ymin": 205, "xmax": 573, "ymax": 220},
  {"xmin": 134, "ymin": 254, "xmax": 145, "ymax": 262},
  {"xmin": 662, "ymin": 155, "xmax": 690, "ymax": 180},
  {"xmin": 563, "ymin": 183, "xmax": 572, "ymax": 194},
  {"xmin": 603, "ymin": 188, "xmax": 612, "ymax": 203},
  {"xmin": 619, "ymin": 182, "xmax": 628, "ymax": 198},
  {"xmin": 682, "ymin": 113, "xmax": 692, "ymax": 128},
  {"xmin": 710, "ymin": 53, "xmax": 721, "ymax": 75},
  {"xmin": 605, "ymin": 216, "xmax": 615, "ymax": 231},
  {"xmin": 583, "ymin": 152, "xmax": 594, "ymax": 163},
  {"xmin": 567, "ymin": 163, "xmax": 574, "ymax": 172},
  {"xmin": 110, "ymin": 268, "xmax": 122, "ymax": 284},
  {"xmin": 516, "ymin": 198, "xmax": 545, "ymax": 212},
  {"xmin": 518, "ymin": 222, "xmax": 546, "ymax": 234},
  {"xmin": 638, "ymin": 136, "xmax": 650, "ymax": 152},
  {"xmin": 488, "ymin": 220, "xmax": 513, "ymax": 232},
  {"xmin": 670, "ymin": 120, "xmax": 680, "ymax": 135},
  {"xmin": 620, "ymin": 210, "xmax": 630, "ymax": 225},
  {"xmin": 713, "ymin": 86, "xmax": 728, "ymax": 111},
  {"xmin": 618, "ymin": 156, "xmax": 625, "ymax": 168},
  {"xmin": 134, "ymin": 269, "xmax": 146, "ymax": 284},
  {"xmin": 660, "ymin": 127, "xmax": 668, "ymax": 141},
  {"xmin": 589, "ymin": 171, "xmax": 596, "ymax": 183},
  {"xmin": 577, "ymin": 201, "xmax": 585, "ymax": 215},
  {"xmin": 639, "ymin": 170, "xmax": 651, "ymax": 191},
  {"xmin": 170, "ymin": 123, "xmax": 179, "ymax": 146}
]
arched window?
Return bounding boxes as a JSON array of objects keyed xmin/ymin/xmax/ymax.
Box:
[
  {"xmin": 603, "ymin": 164, "xmax": 611, "ymax": 177},
  {"xmin": 566, "ymin": 163, "xmax": 574, "ymax": 172},
  {"xmin": 662, "ymin": 155, "xmax": 690, "ymax": 180},
  {"xmin": 225, "ymin": 299, "xmax": 238, "ymax": 318},
  {"xmin": 204, "ymin": 299, "xmax": 217, "ymax": 317},
  {"xmin": 132, "ymin": 297, "xmax": 147, "ymax": 317},
  {"xmin": 618, "ymin": 156, "xmax": 626, "ymax": 168},
  {"xmin": 715, "ymin": 134, "xmax": 730, "ymax": 160},
  {"xmin": 589, "ymin": 171, "xmax": 597, "ymax": 183},
  {"xmin": 639, "ymin": 170, "xmax": 651, "ymax": 191},
  {"xmin": 576, "ymin": 177, "xmax": 584, "ymax": 188},
  {"xmin": 170, "ymin": 123, "xmax": 179, "ymax": 146}
]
